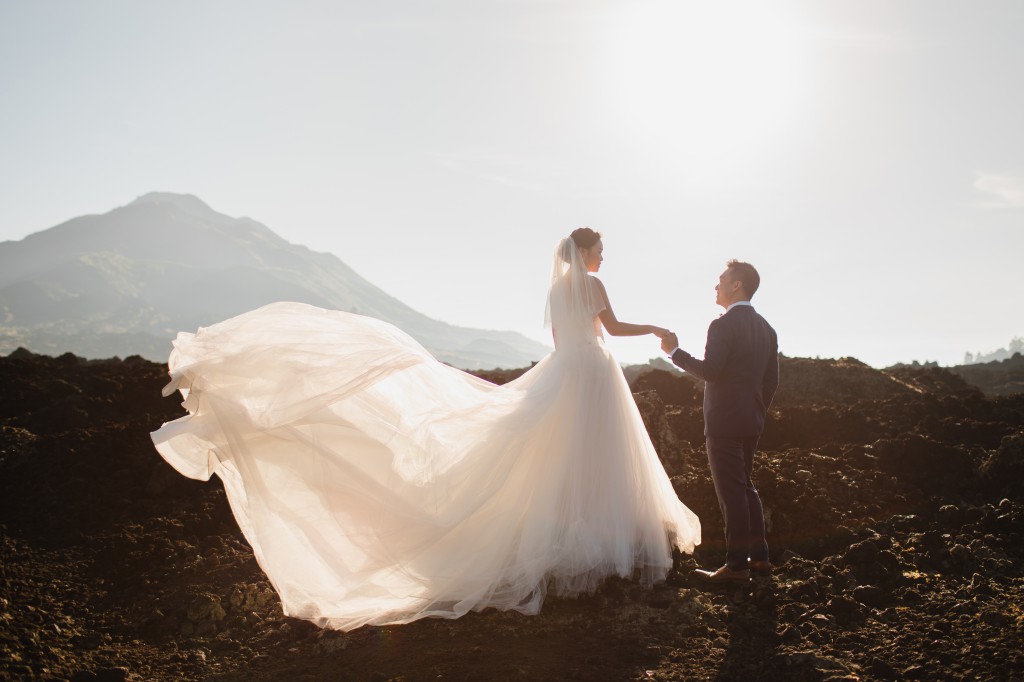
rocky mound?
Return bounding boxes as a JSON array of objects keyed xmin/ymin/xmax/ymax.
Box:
[{"xmin": 1, "ymin": 352, "xmax": 1022, "ymax": 681}]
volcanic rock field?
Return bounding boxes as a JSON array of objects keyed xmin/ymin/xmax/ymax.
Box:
[{"xmin": 1, "ymin": 351, "xmax": 1022, "ymax": 681}]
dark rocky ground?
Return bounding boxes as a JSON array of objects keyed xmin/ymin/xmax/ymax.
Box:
[{"xmin": 1, "ymin": 350, "xmax": 1022, "ymax": 681}]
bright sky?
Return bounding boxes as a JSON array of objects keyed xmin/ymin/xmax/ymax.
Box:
[{"xmin": 1, "ymin": 1, "xmax": 1021, "ymax": 367}]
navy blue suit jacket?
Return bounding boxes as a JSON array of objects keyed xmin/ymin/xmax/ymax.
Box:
[{"xmin": 671, "ymin": 305, "xmax": 779, "ymax": 438}]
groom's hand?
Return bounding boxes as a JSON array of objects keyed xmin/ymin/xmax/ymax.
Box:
[{"xmin": 661, "ymin": 332, "xmax": 679, "ymax": 354}]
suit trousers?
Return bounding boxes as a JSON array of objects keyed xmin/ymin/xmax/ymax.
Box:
[{"xmin": 706, "ymin": 436, "xmax": 769, "ymax": 570}]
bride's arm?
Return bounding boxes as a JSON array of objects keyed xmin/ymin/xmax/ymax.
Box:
[{"xmin": 592, "ymin": 278, "xmax": 668, "ymax": 338}]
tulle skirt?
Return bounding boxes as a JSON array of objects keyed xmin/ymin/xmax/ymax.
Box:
[{"xmin": 151, "ymin": 302, "xmax": 700, "ymax": 630}]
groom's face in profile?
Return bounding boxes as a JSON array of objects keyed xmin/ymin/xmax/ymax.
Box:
[{"xmin": 715, "ymin": 268, "xmax": 742, "ymax": 308}]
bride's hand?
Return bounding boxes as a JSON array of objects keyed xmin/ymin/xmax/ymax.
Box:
[{"xmin": 650, "ymin": 326, "xmax": 671, "ymax": 338}]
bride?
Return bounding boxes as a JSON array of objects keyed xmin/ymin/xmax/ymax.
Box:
[{"xmin": 151, "ymin": 227, "xmax": 701, "ymax": 631}]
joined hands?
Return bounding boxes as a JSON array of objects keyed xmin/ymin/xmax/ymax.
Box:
[{"xmin": 660, "ymin": 331, "xmax": 679, "ymax": 355}]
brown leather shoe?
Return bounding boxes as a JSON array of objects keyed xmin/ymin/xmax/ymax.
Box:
[
  {"xmin": 693, "ymin": 565, "xmax": 750, "ymax": 583},
  {"xmin": 748, "ymin": 560, "xmax": 773, "ymax": 575}
]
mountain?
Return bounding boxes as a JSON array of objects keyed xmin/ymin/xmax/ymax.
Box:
[{"xmin": 0, "ymin": 192, "xmax": 551, "ymax": 369}]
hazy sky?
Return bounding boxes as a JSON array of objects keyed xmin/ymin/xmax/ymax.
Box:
[{"xmin": 1, "ymin": 0, "xmax": 1021, "ymax": 367}]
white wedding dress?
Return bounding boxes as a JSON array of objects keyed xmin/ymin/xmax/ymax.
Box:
[{"xmin": 151, "ymin": 239, "xmax": 700, "ymax": 631}]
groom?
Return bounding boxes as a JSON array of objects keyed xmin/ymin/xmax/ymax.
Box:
[{"xmin": 661, "ymin": 260, "xmax": 779, "ymax": 583}]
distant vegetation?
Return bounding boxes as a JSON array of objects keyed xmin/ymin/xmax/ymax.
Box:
[{"xmin": 964, "ymin": 337, "xmax": 1024, "ymax": 365}]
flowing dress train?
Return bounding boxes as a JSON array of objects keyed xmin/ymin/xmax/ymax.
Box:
[{"xmin": 152, "ymin": 289, "xmax": 700, "ymax": 631}]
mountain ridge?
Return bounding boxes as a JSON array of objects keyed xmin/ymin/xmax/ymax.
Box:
[{"xmin": 0, "ymin": 193, "xmax": 551, "ymax": 369}]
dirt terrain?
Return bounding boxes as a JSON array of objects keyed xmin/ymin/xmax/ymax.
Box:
[{"xmin": 1, "ymin": 350, "xmax": 1022, "ymax": 681}]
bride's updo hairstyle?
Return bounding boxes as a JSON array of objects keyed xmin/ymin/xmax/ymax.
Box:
[{"xmin": 560, "ymin": 227, "xmax": 602, "ymax": 262}]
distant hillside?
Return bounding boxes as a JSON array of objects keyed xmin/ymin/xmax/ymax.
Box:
[
  {"xmin": 0, "ymin": 193, "xmax": 550, "ymax": 369},
  {"xmin": 948, "ymin": 353, "xmax": 1024, "ymax": 396},
  {"xmin": 963, "ymin": 337, "xmax": 1023, "ymax": 365}
]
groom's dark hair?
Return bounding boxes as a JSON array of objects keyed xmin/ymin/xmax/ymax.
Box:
[{"xmin": 726, "ymin": 260, "xmax": 760, "ymax": 298}]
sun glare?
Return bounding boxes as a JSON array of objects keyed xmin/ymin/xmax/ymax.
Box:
[{"xmin": 599, "ymin": 2, "xmax": 806, "ymax": 182}]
